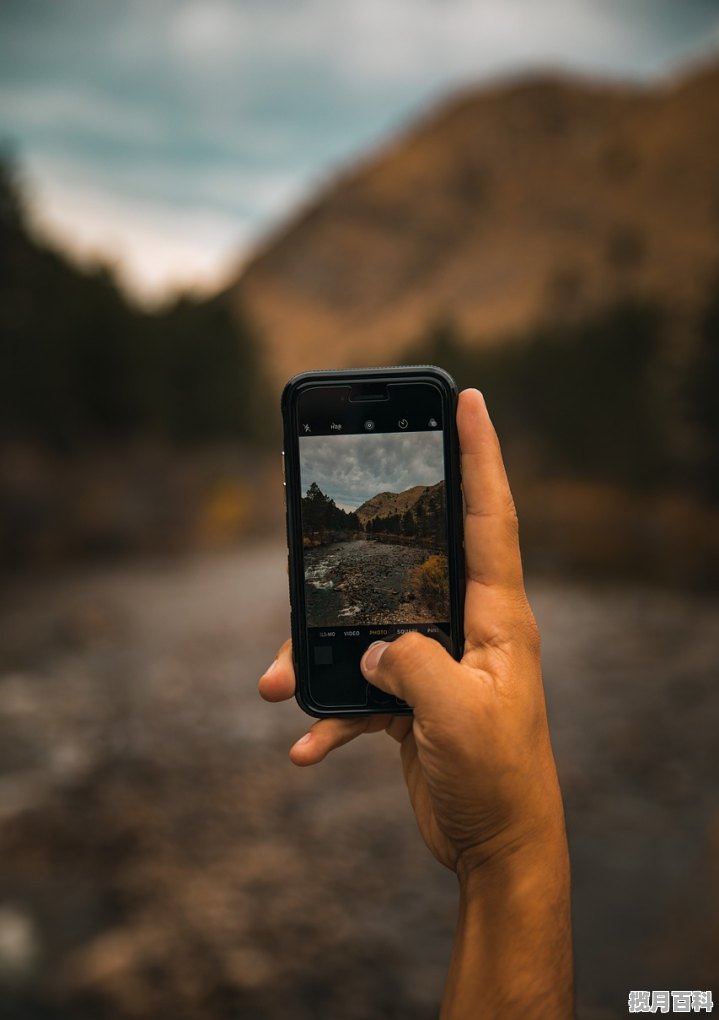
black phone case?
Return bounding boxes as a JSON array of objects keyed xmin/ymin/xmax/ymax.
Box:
[{"xmin": 281, "ymin": 366, "xmax": 465, "ymax": 718}]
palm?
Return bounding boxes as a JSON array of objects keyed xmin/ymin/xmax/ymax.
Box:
[
  {"xmin": 400, "ymin": 728, "xmax": 458, "ymax": 870},
  {"xmin": 360, "ymin": 713, "xmax": 458, "ymax": 870}
]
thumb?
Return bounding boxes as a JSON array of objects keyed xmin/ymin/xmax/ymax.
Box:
[{"xmin": 360, "ymin": 632, "xmax": 460, "ymax": 712}]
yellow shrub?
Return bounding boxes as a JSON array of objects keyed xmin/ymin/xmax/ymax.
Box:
[{"xmin": 411, "ymin": 554, "xmax": 449, "ymax": 611}]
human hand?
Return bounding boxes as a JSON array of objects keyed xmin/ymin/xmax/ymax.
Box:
[{"xmin": 259, "ymin": 389, "xmax": 566, "ymax": 881}]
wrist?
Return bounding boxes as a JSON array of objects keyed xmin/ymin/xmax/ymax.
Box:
[
  {"xmin": 455, "ymin": 788, "xmax": 570, "ymax": 893},
  {"xmin": 456, "ymin": 824, "xmax": 571, "ymax": 932},
  {"xmin": 445, "ymin": 819, "xmax": 574, "ymax": 1020}
]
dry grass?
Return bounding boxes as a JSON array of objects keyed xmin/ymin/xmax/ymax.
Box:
[{"xmin": 411, "ymin": 553, "xmax": 449, "ymax": 611}]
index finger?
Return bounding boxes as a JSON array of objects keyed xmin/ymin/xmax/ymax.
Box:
[
  {"xmin": 457, "ymin": 390, "xmax": 525, "ymax": 631},
  {"xmin": 258, "ymin": 638, "xmax": 296, "ymax": 702}
]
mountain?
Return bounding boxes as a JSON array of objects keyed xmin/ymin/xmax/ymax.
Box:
[
  {"xmin": 356, "ymin": 480, "xmax": 444, "ymax": 526},
  {"xmin": 229, "ymin": 61, "xmax": 719, "ymax": 386}
]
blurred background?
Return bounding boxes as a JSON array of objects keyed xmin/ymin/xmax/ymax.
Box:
[{"xmin": 1, "ymin": 1, "xmax": 718, "ymax": 1017}]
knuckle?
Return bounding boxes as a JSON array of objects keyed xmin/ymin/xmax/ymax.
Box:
[
  {"xmin": 495, "ymin": 591, "xmax": 541, "ymax": 654},
  {"xmin": 395, "ymin": 630, "xmax": 428, "ymax": 658},
  {"xmin": 524, "ymin": 614, "xmax": 541, "ymax": 655},
  {"xmin": 504, "ymin": 496, "xmax": 520, "ymax": 535},
  {"xmin": 397, "ymin": 630, "xmax": 427, "ymax": 653},
  {"xmin": 516, "ymin": 599, "xmax": 541, "ymax": 654},
  {"xmin": 382, "ymin": 631, "xmax": 428, "ymax": 671}
]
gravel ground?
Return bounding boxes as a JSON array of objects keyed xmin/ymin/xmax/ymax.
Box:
[
  {"xmin": 0, "ymin": 542, "xmax": 717, "ymax": 1019},
  {"xmin": 304, "ymin": 539, "xmax": 440, "ymax": 625}
]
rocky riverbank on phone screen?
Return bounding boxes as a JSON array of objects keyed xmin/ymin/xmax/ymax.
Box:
[
  {"xmin": 304, "ymin": 539, "xmax": 445, "ymax": 625},
  {"xmin": 0, "ymin": 540, "xmax": 717, "ymax": 1020}
]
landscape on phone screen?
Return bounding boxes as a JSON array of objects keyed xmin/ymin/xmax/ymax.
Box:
[{"xmin": 299, "ymin": 430, "xmax": 450, "ymax": 627}]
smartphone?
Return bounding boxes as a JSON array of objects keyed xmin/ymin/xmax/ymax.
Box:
[{"xmin": 281, "ymin": 366, "xmax": 464, "ymax": 717}]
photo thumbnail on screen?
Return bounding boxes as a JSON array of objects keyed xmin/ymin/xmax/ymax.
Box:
[{"xmin": 299, "ymin": 430, "xmax": 450, "ymax": 628}]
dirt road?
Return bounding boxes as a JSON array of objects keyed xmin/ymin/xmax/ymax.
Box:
[{"xmin": 0, "ymin": 543, "xmax": 717, "ymax": 1018}]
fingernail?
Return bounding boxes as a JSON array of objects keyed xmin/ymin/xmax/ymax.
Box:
[
  {"xmin": 264, "ymin": 659, "xmax": 278, "ymax": 675},
  {"xmin": 363, "ymin": 640, "xmax": 389, "ymax": 672},
  {"xmin": 293, "ymin": 732, "xmax": 312, "ymax": 748}
]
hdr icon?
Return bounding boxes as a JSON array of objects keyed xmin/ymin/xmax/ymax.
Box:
[{"xmin": 330, "ymin": 422, "xmax": 342, "ymax": 430}]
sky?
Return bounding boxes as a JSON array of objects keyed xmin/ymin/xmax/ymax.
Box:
[
  {"xmin": 1, "ymin": 0, "xmax": 719, "ymax": 304},
  {"xmin": 300, "ymin": 432, "xmax": 444, "ymax": 510}
]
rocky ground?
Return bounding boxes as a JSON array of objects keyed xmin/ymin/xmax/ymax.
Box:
[
  {"xmin": 0, "ymin": 542, "xmax": 717, "ymax": 1019},
  {"xmin": 304, "ymin": 540, "xmax": 440, "ymax": 626}
]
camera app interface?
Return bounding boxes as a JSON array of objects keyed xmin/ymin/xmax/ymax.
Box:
[{"xmin": 296, "ymin": 383, "xmax": 451, "ymax": 708}]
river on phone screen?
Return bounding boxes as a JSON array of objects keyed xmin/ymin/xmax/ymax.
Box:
[{"xmin": 303, "ymin": 539, "xmax": 443, "ymax": 625}]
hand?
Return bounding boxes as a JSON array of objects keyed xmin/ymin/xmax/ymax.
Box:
[
  {"xmin": 260, "ymin": 389, "xmax": 574, "ymax": 1017},
  {"xmin": 259, "ymin": 389, "xmax": 566, "ymax": 880}
]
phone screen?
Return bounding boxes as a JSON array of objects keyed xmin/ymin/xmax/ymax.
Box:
[{"xmin": 295, "ymin": 382, "xmax": 452, "ymax": 709}]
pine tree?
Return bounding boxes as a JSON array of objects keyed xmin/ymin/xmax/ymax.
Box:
[{"xmin": 402, "ymin": 509, "xmax": 416, "ymax": 536}]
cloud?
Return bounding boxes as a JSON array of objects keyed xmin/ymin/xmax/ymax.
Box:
[
  {"xmin": 17, "ymin": 138, "xmax": 304, "ymax": 303},
  {"xmin": 161, "ymin": 0, "xmax": 719, "ymax": 88},
  {"xmin": 1, "ymin": 0, "xmax": 718, "ymax": 302},
  {"xmin": 299, "ymin": 431, "xmax": 445, "ymax": 508},
  {"xmin": 24, "ymin": 166, "xmax": 249, "ymax": 304}
]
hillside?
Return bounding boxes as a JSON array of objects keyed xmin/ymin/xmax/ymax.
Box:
[
  {"xmin": 0, "ymin": 161, "xmax": 267, "ymax": 448},
  {"xmin": 0, "ymin": 161, "xmax": 276, "ymax": 567},
  {"xmin": 230, "ymin": 61, "xmax": 719, "ymax": 386},
  {"xmin": 356, "ymin": 480, "xmax": 444, "ymax": 527}
]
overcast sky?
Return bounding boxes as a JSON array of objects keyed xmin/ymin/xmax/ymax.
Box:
[
  {"xmin": 300, "ymin": 431, "xmax": 444, "ymax": 510},
  {"xmin": 1, "ymin": 0, "xmax": 718, "ymax": 302}
]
